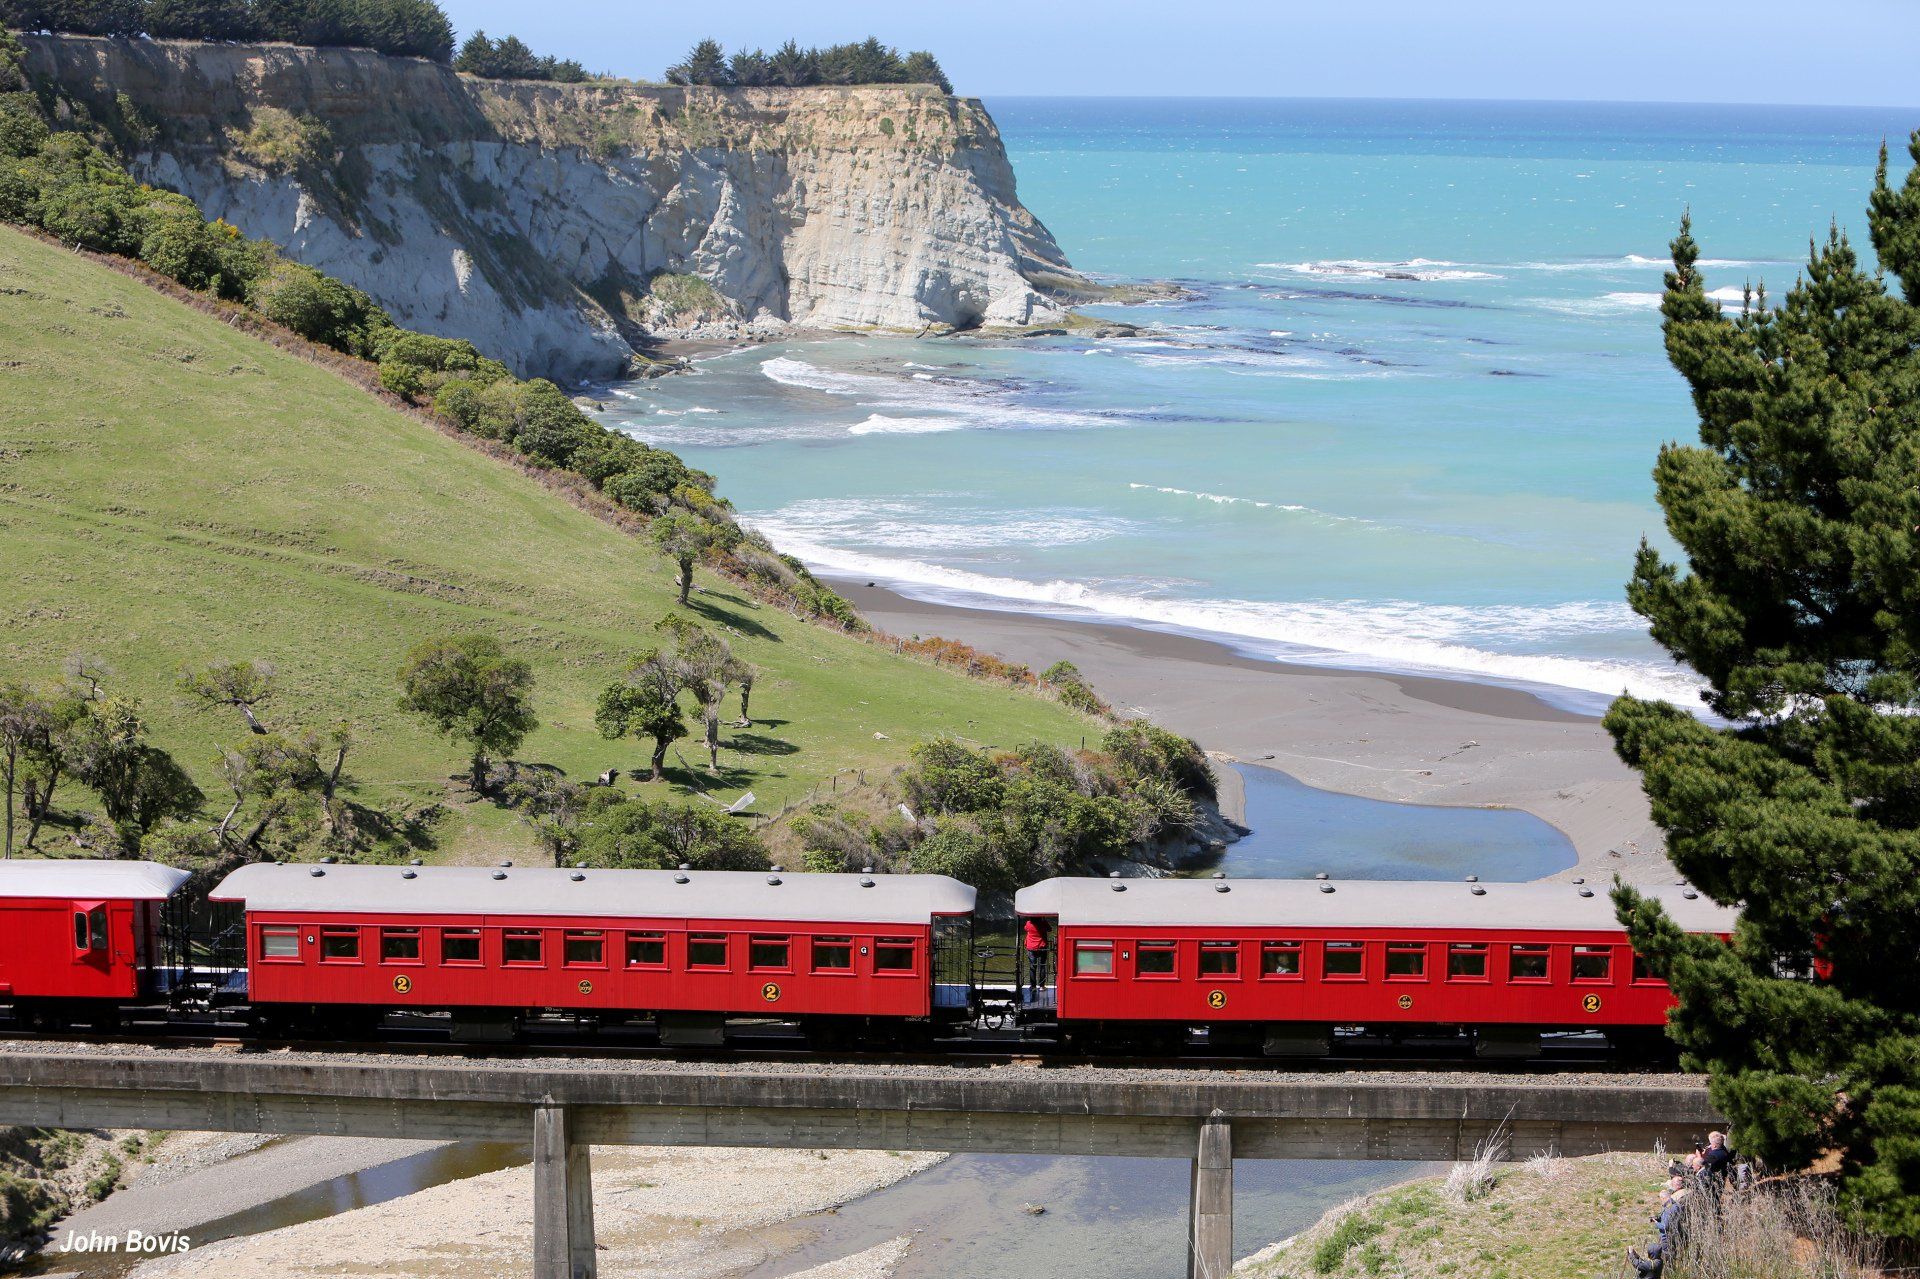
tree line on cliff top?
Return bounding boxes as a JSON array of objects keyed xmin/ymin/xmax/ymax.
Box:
[
  {"xmin": 0, "ymin": 0, "xmax": 955, "ymax": 93},
  {"xmin": 666, "ymin": 37, "xmax": 951, "ymax": 93}
]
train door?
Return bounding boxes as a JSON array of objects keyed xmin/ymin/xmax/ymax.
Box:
[{"xmin": 71, "ymin": 901, "xmax": 111, "ymax": 978}]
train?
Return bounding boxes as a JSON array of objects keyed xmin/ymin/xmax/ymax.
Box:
[{"xmin": 0, "ymin": 857, "xmax": 1737, "ymax": 1058}]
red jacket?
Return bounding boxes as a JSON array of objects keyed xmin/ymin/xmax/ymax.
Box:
[{"xmin": 1023, "ymin": 921, "xmax": 1046, "ymax": 951}]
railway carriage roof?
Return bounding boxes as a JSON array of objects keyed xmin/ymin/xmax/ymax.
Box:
[
  {"xmin": 211, "ymin": 863, "xmax": 976, "ymax": 925},
  {"xmin": 1014, "ymin": 877, "xmax": 1738, "ymax": 933},
  {"xmin": 0, "ymin": 859, "xmax": 192, "ymax": 901}
]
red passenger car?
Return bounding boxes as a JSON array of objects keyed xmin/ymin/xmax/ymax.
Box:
[
  {"xmin": 211, "ymin": 862, "xmax": 977, "ymax": 1043},
  {"xmin": 0, "ymin": 859, "xmax": 192, "ymax": 1027},
  {"xmin": 1013, "ymin": 876, "xmax": 1737, "ymax": 1056}
]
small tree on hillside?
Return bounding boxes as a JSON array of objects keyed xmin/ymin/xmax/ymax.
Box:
[
  {"xmin": 594, "ymin": 648, "xmax": 687, "ymax": 781},
  {"xmin": 0, "ymin": 683, "xmax": 50, "ymax": 859},
  {"xmin": 179, "ymin": 658, "xmax": 275, "ymax": 734},
  {"xmin": 657, "ymin": 614, "xmax": 746, "ymax": 770},
  {"xmin": 649, "ymin": 512, "xmax": 726, "ymax": 605},
  {"xmin": 396, "ymin": 634, "xmax": 538, "ymax": 793},
  {"xmin": 1607, "ymin": 142, "xmax": 1920, "ymax": 1240}
]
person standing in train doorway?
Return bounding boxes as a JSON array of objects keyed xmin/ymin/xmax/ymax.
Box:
[{"xmin": 1023, "ymin": 918, "xmax": 1049, "ymax": 999}]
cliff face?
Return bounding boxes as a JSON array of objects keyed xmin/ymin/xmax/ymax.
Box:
[{"xmin": 21, "ymin": 36, "xmax": 1085, "ymax": 380}]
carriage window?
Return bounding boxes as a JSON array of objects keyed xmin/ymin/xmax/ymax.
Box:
[
  {"xmin": 320, "ymin": 929, "xmax": 361, "ymax": 962},
  {"xmin": 1261, "ymin": 941, "xmax": 1303, "ymax": 978},
  {"xmin": 625, "ymin": 932, "xmax": 667, "ymax": 968},
  {"xmin": 812, "ymin": 937, "xmax": 853, "ymax": 972},
  {"xmin": 260, "ymin": 928, "xmax": 300, "ymax": 960},
  {"xmin": 380, "ymin": 928, "xmax": 422, "ymax": 963},
  {"xmin": 564, "ymin": 931, "xmax": 605, "ymax": 968},
  {"xmin": 1631, "ymin": 953, "xmax": 1663, "ymax": 985},
  {"xmin": 688, "ymin": 934, "xmax": 729, "ymax": 969},
  {"xmin": 1509, "ymin": 944, "xmax": 1550, "ymax": 982},
  {"xmin": 1324, "ymin": 941, "xmax": 1364, "ymax": 979},
  {"xmin": 1074, "ymin": 941, "xmax": 1115, "ymax": 976},
  {"xmin": 1572, "ymin": 946, "xmax": 1612, "ymax": 983},
  {"xmin": 1447, "ymin": 944, "xmax": 1489, "ymax": 981},
  {"xmin": 74, "ymin": 911, "xmax": 89, "ymax": 950},
  {"xmin": 1137, "ymin": 941, "xmax": 1177, "ymax": 977},
  {"xmin": 442, "ymin": 928, "xmax": 482, "ymax": 965},
  {"xmin": 1386, "ymin": 943, "xmax": 1427, "ymax": 980},
  {"xmin": 875, "ymin": 938, "xmax": 916, "ymax": 972},
  {"xmin": 503, "ymin": 930, "xmax": 544, "ymax": 966},
  {"xmin": 750, "ymin": 937, "xmax": 791, "ymax": 971},
  {"xmin": 1198, "ymin": 940, "xmax": 1239, "ymax": 976}
]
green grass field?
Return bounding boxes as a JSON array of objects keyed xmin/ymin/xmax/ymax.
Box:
[{"xmin": 0, "ymin": 226, "xmax": 1090, "ymax": 862}]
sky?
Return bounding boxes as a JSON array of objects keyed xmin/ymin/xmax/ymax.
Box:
[{"xmin": 435, "ymin": 0, "xmax": 1917, "ymax": 107}]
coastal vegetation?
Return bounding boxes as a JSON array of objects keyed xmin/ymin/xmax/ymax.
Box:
[
  {"xmin": 1243, "ymin": 1154, "xmax": 1879, "ymax": 1279},
  {"xmin": 452, "ymin": 30, "xmax": 585, "ymax": 83},
  {"xmin": 665, "ymin": 37, "xmax": 951, "ymax": 93},
  {"xmin": 1606, "ymin": 139, "xmax": 1920, "ymax": 1240},
  {"xmin": 0, "ymin": 0, "xmax": 455, "ymax": 60}
]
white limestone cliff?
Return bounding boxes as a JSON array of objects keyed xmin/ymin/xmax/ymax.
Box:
[{"xmin": 23, "ymin": 35, "xmax": 1093, "ymax": 380}]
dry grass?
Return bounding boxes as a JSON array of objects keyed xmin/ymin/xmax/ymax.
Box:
[{"xmin": 1666, "ymin": 1180, "xmax": 1881, "ymax": 1279}]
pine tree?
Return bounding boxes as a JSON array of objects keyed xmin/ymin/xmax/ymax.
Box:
[
  {"xmin": 665, "ymin": 38, "xmax": 730, "ymax": 87},
  {"xmin": 1609, "ymin": 138, "xmax": 1920, "ymax": 1240}
]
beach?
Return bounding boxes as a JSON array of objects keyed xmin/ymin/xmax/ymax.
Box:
[{"xmin": 834, "ymin": 579, "xmax": 1673, "ymax": 882}]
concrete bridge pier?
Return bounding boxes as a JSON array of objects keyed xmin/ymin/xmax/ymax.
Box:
[
  {"xmin": 533, "ymin": 1105, "xmax": 597, "ymax": 1279},
  {"xmin": 1188, "ymin": 1109, "xmax": 1234, "ymax": 1279}
]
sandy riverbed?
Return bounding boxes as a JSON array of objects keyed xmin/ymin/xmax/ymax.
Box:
[
  {"xmin": 835, "ymin": 580, "xmax": 1673, "ymax": 881},
  {"xmin": 127, "ymin": 1147, "xmax": 939, "ymax": 1279}
]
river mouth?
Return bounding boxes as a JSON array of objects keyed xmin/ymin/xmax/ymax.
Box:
[
  {"xmin": 1210, "ymin": 762, "xmax": 1576, "ymax": 880},
  {"xmin": 742, "ymin": 1152, "xmax": 1436, "ymax": 1279}
]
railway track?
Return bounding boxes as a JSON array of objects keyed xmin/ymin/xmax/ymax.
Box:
[{"xmin": 0, "ymin": 1018, "xmax": 1676, "ymax": 1075}]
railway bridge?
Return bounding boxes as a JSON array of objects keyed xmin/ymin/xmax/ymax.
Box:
[{"xmin": 0, "ymin": 1048, "xmax": 1722, "ymax": 1279}]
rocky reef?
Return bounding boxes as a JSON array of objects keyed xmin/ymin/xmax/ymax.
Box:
[{"xmin": 22, "ymin": 35, "xmax": 1094, "ymax": 380}]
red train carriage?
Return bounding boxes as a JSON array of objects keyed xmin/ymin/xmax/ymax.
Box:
[
  {"xmin": 211, "ymin": 862, "xmax": 977, "ymax": 1044},
  {"xmin": 0, "ymin": 859, "xmax": 192, "ymax": 1028},
  {"xmin": 1013, "ymin": 876, "xmax": 1737, "ymax": 1056}
]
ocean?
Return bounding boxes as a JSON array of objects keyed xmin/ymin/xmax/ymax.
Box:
[{"xmin": 587, "ymin": 98, "xmax": 1920, "ymax": 712}]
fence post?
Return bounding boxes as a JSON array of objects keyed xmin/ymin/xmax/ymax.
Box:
[
  {"xmin": 1189, "ymin": 1109, "xmax": 1233, "ymax": 1279},
  {"xmin": 533, "ymin": 1104, "xmax": 597, "ymax": 1279}
]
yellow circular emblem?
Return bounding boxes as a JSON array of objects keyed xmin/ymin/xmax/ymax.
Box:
[
  {"xmin": 1206, "ymin": 989, "xmax": 1227, "ymax": 1010},
  {"xmin": 392, "ymin": 974, "xmax": 412, "ymax": 994},
  {"xmin": 1397, "ymin": 994, "xmax": 1414, "ymax": 1011},
  {"xmin": 578, "ymin": 980, "xmax": 594, "ymax": 996},
  {"xmin": 1582, "ymin": 993, "xmax": 1602, "ymax": 1015},
  {"xmin": 762, "ymin": 982, "xmax": 782, "ymax": 1003}
]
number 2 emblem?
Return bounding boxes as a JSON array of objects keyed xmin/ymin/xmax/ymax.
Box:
[
  {"xmin": 392, "ymin": 974, "xmax": 412, "ymax": 994},
  {"xmin": 762, "ymin": 982, "xmax": 782, "ymax": 1003},
  {"xmin": 1206, "ymin": 989, "xmax": 1227, "ymax": 1010},
  {"xmin": 1582, "ymin": 993, "xmax": 1602, "ymax": 1014}
]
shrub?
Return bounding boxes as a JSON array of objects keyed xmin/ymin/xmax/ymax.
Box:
[
  {"xmin": 1103, "ymin": 720, "xmax": 1214, "ymax": 798},
  {"xmin": 247, "ymin": 258, "xmax": 392, "ymax": 356},
  {"xmin": 0, "ymin": 92, "xmax": 50, "ymax": 159},
  {"xmin": 229, "ymin": 107, "xmax": 335, "ymax": 175},
  {"xmin": 909, "ymin": 824, "xmax": 1000, "ymax": 887},
  {"xmin": 902, "ymin": 738, "xmax": 1005, "ymax": 816},
  {"xmin": 574, "ymin": 790, "xmax": 766, "ymax": 871}
]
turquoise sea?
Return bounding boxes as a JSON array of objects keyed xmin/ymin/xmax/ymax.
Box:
[{"xmin": 589, "ymin": 99, "xmax": 1920, "ymax": 711}]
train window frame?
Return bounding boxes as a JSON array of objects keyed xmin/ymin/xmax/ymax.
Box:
[
  {"xmin": 874, "ymin": 937, "xmax": 917, "ymax": 975},
  {"xmin": 441, "ymin": 927, "xmax": 482, "ymax": 967},
  {"xmin": 319, "ymin": 927, "xmax": 362, "ymax": 964},
  {"xmin": 811, "ymin": 936, "xmax": 854, "ymax": 974},
  {"xmin": 1135, "ymin": 940, "xmax": 1178, "ymax": 979},
  {"xmin": 1385, "ymin": 942, "xmax": 1428, "ymax": 981},
  {"xmin": 749, "ymin": 937, "xmax": 792, "ymax": 973},
  {"xmin": 563, "ymin": 930, "xmax": 606, "ymax": 969},
  {"xmin": 1323, "ymin": 941, "xmax": 1365, "ymax": 981},
  {"xmin": 687, "ymin": 933, "xmax": 730, "ymax": 971},
  {"xmin": 1446, "ymin": 943, "xmax": 1490, "ymax": 983},
  {"xmin": 259, "ymin": 927, "xmax": 301, "ymax": 962},
  {"xmin": 1073, "ymin": 940, "xmax": 1116, "ymax": 979},
  {"xmin": 1260, "ymin": 941, "xmax": 1304, "ymax": 980},
  {"xmin": 1631, "ymin": 953, "xmax": 1664, "ymax": 986},
  {"xmin": 1508, "ymin": 943, "xmax": 1550, "ymax": 983},
  {"xmin": 379, "ymin": 927, "xmax": 423, "ymax": 965},
  {"xmin": 1571, "ymin": 945, "xmax": 1613, "ymax": 984},
  {"xmin": 502, "ymin": 929, "xmax": 546, "ymax": 968},
  {"xmin": 1198, "ymin": 939, "xmax": 1241, "ymax": 980},
  {"xmin": 624, "ymin": 931, "xmax": 667, "ymax": 969}
]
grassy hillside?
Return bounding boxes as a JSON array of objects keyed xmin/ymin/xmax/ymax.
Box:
[
  {"xmin": 0, "ymin": 224, "xmax": 1089, "ymax": 862},
  {"xmin": 1239, "ymin": 1154, "xmax": 1668, "ymax": 1279}
]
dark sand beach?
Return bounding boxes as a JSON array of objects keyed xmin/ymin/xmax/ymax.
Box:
[{"xmin": 833, "ymin": 580, "xmax": 1673, "ymax": 882}]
